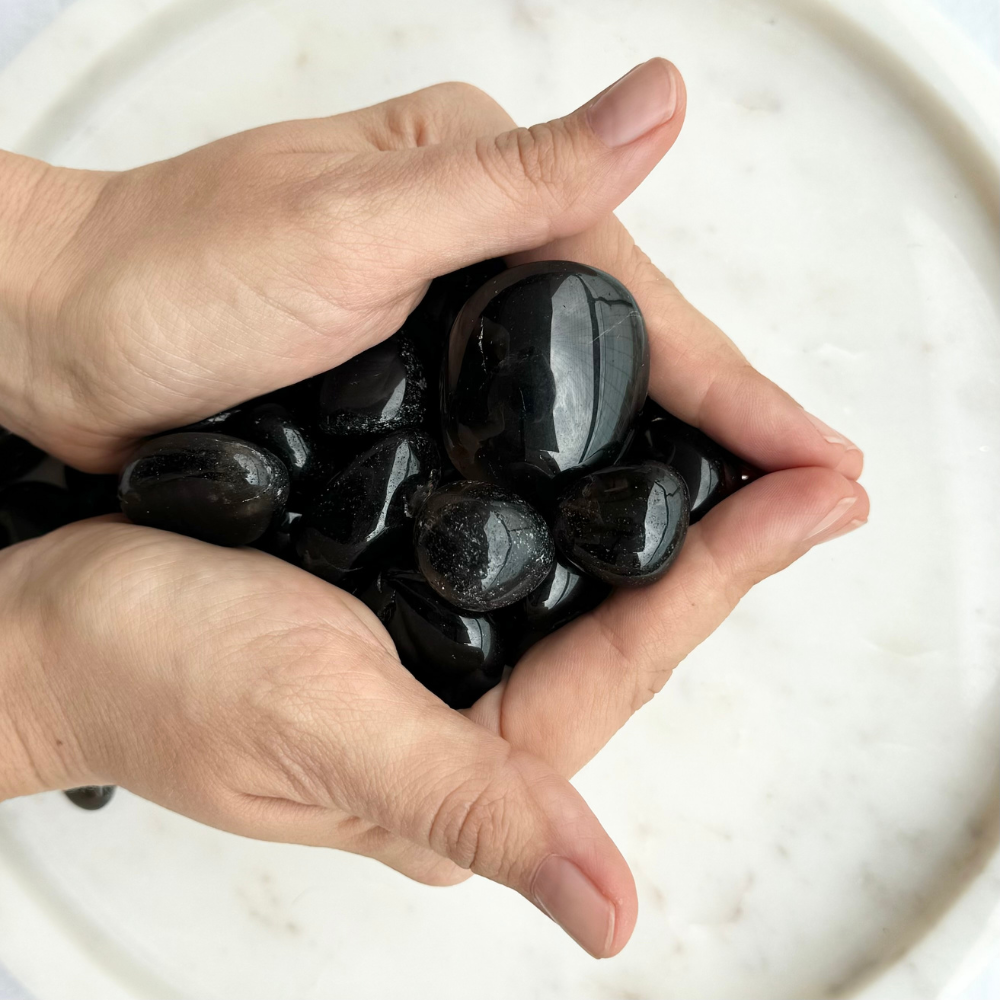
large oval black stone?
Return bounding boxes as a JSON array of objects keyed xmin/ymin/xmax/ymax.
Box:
[
  {"xmin": 506, "ymin": 558, "xmax": 611, "ymax": 659},
  {"xmin": 359, "ymin": 568, "xmax": 506, "ymax": 709},
  {"xmin": 296, "ymin": 430, "xmax": 439, "ymax": 585},
  {"xmin": 318, "ymin": 334, "xmax": 427, "ymax": 438},
  {"xmin": 118, "ymin": 432, "xmax": 289, "ymax": 547},
  {"xmin": 0, "ymin": 426, "xmax": 45, "ymax": 487},
  {"xmin": 633, "ymin": 402, "xmax": 761, "ymax": 523},
  {"xmin": 414, "ymin": 481, "xmax": 554, "ymax": 613},
  {"xmin": 0, "ymin": 482, "xmax": 75, "ymax": 549},
  {"xmin": 442, "ymin": 260, "xmax": 649, "ymax": 506},
  {"xmin": 553, "ymin": 461, "xmax": 689, "ymax": 587}
]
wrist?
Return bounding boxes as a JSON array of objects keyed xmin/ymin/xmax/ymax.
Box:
[
  {"xmin": 0, "ymin": 543, "xmax": 94, "ymax": 800},
  {"xmin": 0, "ymin": 150, "xmax": 110, "ymax": 435}
]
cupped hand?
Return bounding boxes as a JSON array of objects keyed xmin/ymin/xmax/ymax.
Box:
[{"xmin": 0, "ymin": 519, "xmax": 633, "ymax": 958}]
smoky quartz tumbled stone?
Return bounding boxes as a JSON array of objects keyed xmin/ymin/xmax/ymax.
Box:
[
  {"xmin": 508, "ymin": 558, "xmax": 611, "ymax": 659},
  {"xmin": 359, "ymin": 569, "xmax": 506, "ymax": 709},
  {"xmin": 64, "ymin": 786, "xmax": 116, "ymax": 810},
  {"xmin": 0, "ymin": 426, "xmax": 45, "ymax": 487},
  {"xmin": 442, "ymin": 260, "xmax": 649, "ymax": 506},
  {"xmin": 554, "ymin": 461, "xmax": 689, "ymax": 587},
  {"xmin": 230, "ymin": 402, "xmax": 317, "ymax": 485},
  {"xmin": 635, "ymin": 402, "xmax": 761, "ymax": 523},
  {"xmin": 296, "ymin": 430, "xmax": 440, "ymax": 585},
  {"xmin": 118, "ymin": 432, "xmax": 290, "ymax": 547},
  {"xmin": 318, "ymin": 334, "xmax": 427, "ymax": 438},
  {"xmin": 414, "ymin": 481, "xmax": 554, "ymax": 613}
]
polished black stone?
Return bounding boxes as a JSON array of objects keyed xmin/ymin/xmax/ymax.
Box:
[
  {"xmin": 229, "ymin": 403, "xmax": 316, "ymax": 485},
  {"xmin": 297, "ymin": 430, "xmax": 439, "ymax": 585},
  {"xmin": 359, "ymin": 569, "xmax": 505, "ymax": 709},
  {"xmin": 404, "ymin": 257, "xmax": 507, "ymax": 372},
  {"xmin": 443, "ymin": 261, "xmax": 649, "ymax": 506},
  {"xmin": 553, "ymin": 461, "xmax": 689, "ymax": 587},
  {"xmin": 178, "ymin": 407, "xmax": 242, "ymax": 434},
  {"xmin": 414, "ymin": 481, "xmax": 553, "ymax": 612},
  {"xmin": 0, "ymin": 482, "xmax": 75, "ymax": 549},
  {"xmin": 64, "ymin": 466, "xmax": 121, "ymax": 518},
  {"xmin": 318, "ymin": 334, "xmax": 427, "ymax": 438},
  {"xmin": 633, "ymin": 401, "xmax": 761, "ymax": 523},
  {"xmin": 254, "ymin": 508, "xmax": 303, "ymax": 562},
  {"xmin": 64, "ymin": 786, "xmax": 116, "ymax": 810},
  {"xmin": 118, "ymin": 432, "xmax": 290, "ymax": 547},
  {"xmin": 0, "ymin": 426, "xmax": 45, "ymax": 487},
  {"xmin": 507, "ymin": 558, "xmax": 612, "ymax": 659}
]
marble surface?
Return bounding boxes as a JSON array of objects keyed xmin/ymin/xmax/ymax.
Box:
[{"xmin": 0, "ymin": 0, "xmax": 998, "ymax": 998}]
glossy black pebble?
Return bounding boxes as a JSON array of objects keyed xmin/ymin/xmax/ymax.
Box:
[
  {"xmin": 0, "ymin": 426, "xmax": 45, "ymax": 487},
  {"xmin": 297, "ymin": 430, "xmax": 440, "ymax": 585},
  {"xmin": 507, "ymin": 559, "xmax": 611, "ymax": 660},
  {"xmin": 359, "ymin": 569, "xmax": 506, "ymax": 709},
  {"xmin": 414, "ymin": 481, "xmax": 554, "ymax": 613},
  {"xmin": 254, "ymin": 508, "xmax": 303, "ymax": 562},
  {"xmin": 64, "ymin": 466, "xmax": 121, "ymax": 518},
  {"xmin": 318, "ymin": 334, "xmax": 427, "ymax": 438},
  {"xmin": 64, "ymin": 786, "xmax": 116, "ymax": 811},
  {"xmin": 443, "ymin": 260, "xmax": 649, "ymax": 506},
  {"xmin": 118, "ymin": 432, "xmax": 290, "ymax": 547},
  {"xmin": 229, "ymin": 403, "xmax": 317, "ymax": 485},
  {"xmin": 554, "ymin": 461, "xmax": 689, "ymax": 587},
  {"xmin": 636, "ymin": 402, "xmax": 761, "ymax": 523},
  {"xmin": 0, "ymin": 482, "xmax": 75, "ymax": 549},
  {"xmin": 403, "ymin": 257, "xmax": 506, "ymax": 372}
]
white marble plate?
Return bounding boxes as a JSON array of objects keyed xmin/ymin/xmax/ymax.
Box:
[{"xmin": 0, "ymin": 0, "xmax": 998, "ymax": 997}]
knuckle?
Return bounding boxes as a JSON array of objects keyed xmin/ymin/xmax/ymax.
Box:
[{"xmin": 427, "ymin": 764, "xmax": 516, "ymax": 877}]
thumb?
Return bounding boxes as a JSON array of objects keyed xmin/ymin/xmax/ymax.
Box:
[
  {"xmin": 374, "ymin": 58, "xmax": 686, "ymax": 276},
  {"xmin": 323, "ymin": 678, "xmax": 637, "ymax": 957}
]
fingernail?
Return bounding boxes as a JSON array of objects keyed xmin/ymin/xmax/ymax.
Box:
[
  {"xmin": 804, "ymin": 410, "xmax": 861, "ymax": 455},
  {"xmin": 816, "ymin": 517, "xmax": 868, "ymax": 545},
  {"xmin": 804, "ymin": 495, "xmax": 859, "ymax": 542},
  {"xmin": 532, "ymin": 855, "xmax": 616, "ymax": 958},
  {"xmin": 586, "ymin": 58, "xmax": 679, "ymax": 147}
]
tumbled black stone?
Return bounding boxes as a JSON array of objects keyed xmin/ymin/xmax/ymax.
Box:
[
  {"xmin": 254, "ymin": 508, "xmax": 303, "ymax": 563},
  {"xmin": 0, "ymin": 482, "xmax": 75, "ymax": 549},
  {"xmin": 359, "ymin": 569, "xmax": 505, "ymax": 709},
  {"xmin": 318, "ymin": 334, "xmax": 427, "ymax": 438},
  {"xmin": 507, "ymin": 558, "xmax": 612, "ymax": 659},
  {"xmin": 553, "ymin": 461, "xmax": 689, "ymax": 587},
  {"xmin": 633, "ymin": 401, "xmax": 761, "ymax": 523},
  {"xmin": 414, "ymin": 481, "xmax": 554, "ymax": 613},
  {"xmin": 64, "ymin": 786, "xmax": 116, "ymax": 810},
  {"xmin": 0, "ymin": 426, "xmax": 45, "ymax": 487},
  {"xmin": 118, "ymin": 432, "xmax": 289, "ymax": 547},
  {"xmin": 297, "ymin": 430, "xmax": 439, "ymax": 584},
  {"xmin": 404, "ymin": 258, "xmax": 507, "ymax": 372},
  {"xmin": 64, "ymin": 466, "xmax": 121, "ymax": 518},
  {"xmin": 442, "ymin": 261, "xmax": 649, "ymax": 507},
  {"xmin": 229, "ymin": 403, "xmax": 316, "ymax": 485},
  {"xmin": 178, "ymin": 407, "xmax": 242, "ymax": 434}
]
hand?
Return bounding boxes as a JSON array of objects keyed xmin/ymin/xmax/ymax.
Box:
[{"xmin": 0, "ymin": 520, "xmax": 636, "ymax": 958}]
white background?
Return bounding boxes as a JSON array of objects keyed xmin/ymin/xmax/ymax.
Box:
[{"xmin": 0, "ymin": 1, "xmax": 997, "ymax": 998}]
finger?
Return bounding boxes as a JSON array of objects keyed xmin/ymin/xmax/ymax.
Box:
[
  {"xmin": 334, "ymin": 58, "xmax": 687, "ymax": 280},
  {"xmin": 509, "ymin": 216, "xmax": 863, "ymax": 479},
  {"xmin": 228, "ymin": 795, "xmax": 472, "ymax": 886},
  {"xmin": 488, "ymin": 468, "xmax": 869, "ymax": 776},
  {"xmin": 253, "ymin": 652, "xmax": 637, "ymax": 958}
]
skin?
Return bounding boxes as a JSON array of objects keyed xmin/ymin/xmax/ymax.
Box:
[{"xmin": 0, "ymin": 60, "xmax": 868, "ymax": 957}]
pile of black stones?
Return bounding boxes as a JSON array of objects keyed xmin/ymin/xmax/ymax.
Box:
[{"xmin": 1, "ymin": 259, "xmax": 759, "ymax": 810}]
